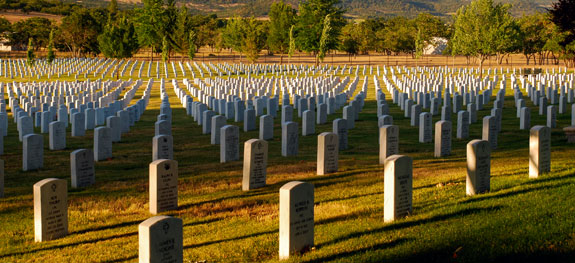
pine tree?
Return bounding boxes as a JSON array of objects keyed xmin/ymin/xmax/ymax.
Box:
[
  {"xmin": 47, "ymin": 29, "xmax": 55, "ymax": 64},
  {"xmin": 188, "ymin": 30, "xmax": 197, "ymax": 60},
  {"xmin": 26, "ymin": 38, "xmax": 35, "ymax": 67}
]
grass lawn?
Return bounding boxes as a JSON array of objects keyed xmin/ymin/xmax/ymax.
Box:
[{"xmin": 0, "ymin": 61, "xmax": 574, "ymax": 262}]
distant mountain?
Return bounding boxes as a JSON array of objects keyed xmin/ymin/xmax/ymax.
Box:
[{"xmin": 67, "ymin": 0, "xmax": 555, "ymax": 18}]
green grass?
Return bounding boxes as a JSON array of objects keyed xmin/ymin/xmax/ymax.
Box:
[{"xmin": 0, "ymin": 62, "xmax": 574, "ymax": 262}]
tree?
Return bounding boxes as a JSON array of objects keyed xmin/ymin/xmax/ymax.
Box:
[
  {"xmin": 9, "ymin": 17, "xmax": 52, "ymax": 50},
  {"xmin": 135, "ymin": 0, "xmax": 165, "ymax": 61},
  {"xmin": 221, "ymin": 17, "xmax": 245, "ymax": 60},
  {"xmin": 47, "ymin": 29, "xmax": 55, "ymax": 64},
  {"xmin": 162, "ymin": 35, "xmax": 169, "ymax": 62},
  {"xmin": 294, "ymin": 0, "xmax": 345, "ymax": 59},
  {"xmin": 174, "ymin": 6, "xmax": 190, "ymax": 59},
  {"xmin": 188, "ymin": 30, "xmax": 197, "ymax": 60},
  {"xmin": 317, "ymin": 14, "xmax": 331, "ymax": 64},
  {"xmin": 26, "ymin": 38, "xmax": 35, "ymax": 67},
  {"xmin": 339, "ymin": 23, "xmax": 359, "ymax": 61},
  {"xmin": 288, "ymin": 25, "xmax": 295, "ymax": 63},
  {"xmin": 549, "ymin": 0, "xmax": 575, "ymax": 67},
  {"xmin": 98, "ymin": 16, "xmax": 139, "ymax": 58},
  {"xmin": 108, "ymin": 0, "xmax": 118, "ymax": 19},
  {"xmin": 267, "ymin": 0, "xmax": 296, "ymax": 64},
  {"xmin": 450, "ymin": 0, "xmax": 515, "ymax": 72},
  {"xmin": 242, "ymin": 17, "xmax": 267, "ymax": 63},
  {"xmin": 58, "ymin": 8, "xmax": 102, "ymax": 56},
  {"xmin": 0, "ymin": 17, "xmax": 11, "ymax": 39}
]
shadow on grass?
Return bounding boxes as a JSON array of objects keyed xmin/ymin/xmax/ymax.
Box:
[
  {"xmin": 303, "ymin": 237, "xmax": 411, "ymax": 263},
  {"xmin": 315, "ymin": 191, "xmax": 384, "ymax": 205},
  {"xmin": 72, "ymin": 219, "xmax": 143, "ymax": 235},
  {"xmin": 183, "ymin": 229, "xmax": 276, "ymax": 249},
  {"xmin": 107, "ymin": 254, "xmax": 138, "ymax": 263},
  {"xmin": 459, "ymin": 182, "xmax": 566, "ymax": 205},
  {"xmin": 316, "ymin": 206, "xmax": 503, "ymax": 248},
  {"xmin": 0, "ymin": 232, "xmax": 137, "ymax": 259}
]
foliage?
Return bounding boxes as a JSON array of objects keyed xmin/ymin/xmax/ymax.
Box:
[
  {"xmin": 549, "ymin": 0, "xmax": 575, "ymax": 67},
  {"xmin": 135, "ymin": 0, "xmax": 166, "ymax": 60},
  {"xmin": 288, "ymin": 25, "xmax": 295, "ymax": 61},
  {"xmin": 98, "ymin": 16, "xmax": 139, "ymax": 59},
  {"xmin": 26, "ymin": 38, "xmax": 34, "ymax": 66},
  {"xmin": 294, "ymin": 0, "xmax": 345, "ymax": 55},
  {"xmin": 317, "ymin": 14, "xmax": 331, "ymax": 64},
  {"xmin": 8, "ymin": 17, "xmax": 52, "ymax": 50},
  {"xmin": 267, "ymin": 0, "xmax": 296, "ymax": 64},
  {"xmin": 46, "ymin": 29, "xmax": 55, "ymax": 64},
  {"xmin": 450, "ymin": 0, "xmax": 517, "ymax": 68},
  {"xmin": 339, "ymin": 22, "xmax": 359, "ymax": 58},
  {"xmin": 57, "ymin": 8, "xmax": 104, "ymax": 56},
  {"xmin": 162, "ymin": 35, "xmax": 169, "ymax": 62},
  {"xmin": 188, "ymin": 30, "xmax": 197, "ymax": 60}
]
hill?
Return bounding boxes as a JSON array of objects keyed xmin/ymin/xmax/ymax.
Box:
[{"xmin": 66, "ymin": 0, "xmax": 554, "ymax": 18}]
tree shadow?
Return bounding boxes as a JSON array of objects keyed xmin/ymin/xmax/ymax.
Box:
[
  {"xmin": 183, "ymin": 229, "xmax": 276, "ymax": 249},
  {"xmin": 303, "ymin": 237, "xmax": 411, "ymax": 263},
  {"xmin": 459, "ymin": 183, "xmax": 566, "ymax": 204},
  {"xmin": 0, "ymin": 232, "xmax": 137, "ymax": 259},
  {"xmin": 316, "ymin": 206, "xmax": 503, "ymax": 248},
  {"xmin": 72, "ymin": 219, "xmax": 143, "ymax": 235}
]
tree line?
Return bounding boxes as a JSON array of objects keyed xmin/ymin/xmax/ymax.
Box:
[{"xmin": 2, "ymin": 0, "xmax": 575, "ymax": 67}]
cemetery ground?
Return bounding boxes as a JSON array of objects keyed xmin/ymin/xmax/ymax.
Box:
[{"xmin": 1, "ymin": 64, "xmax": 575, "ymax": 262}]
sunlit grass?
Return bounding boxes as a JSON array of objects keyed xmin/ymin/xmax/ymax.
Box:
[{"xmin": 0, "ymin": 63, "xmax": 574, "ymax": 262}]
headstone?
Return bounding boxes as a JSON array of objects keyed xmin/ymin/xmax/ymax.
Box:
[
  {"xmin": 49, "ymin": 121, "xmax": 66, "ymax": 150},
  {"xmin": 379, "ymin": 125, "xmax": 399, "ymax": 164},
  {"xmin": 220, "ymin": 125, "xmax": 239, "ymax": 163},
  {"xmin": 278, "ymin": 181, "xmax": 314, "ymax": 260},
  {"xmin": 117, "ymin": 110, "xmax": 130, "ymax": 133},
  {"xmin": 153, "ymin": 135, "xmax": 173, "ymax": 161},
  {"xmin": 419, "ymin": 112, "xmax": 432, "ymax": 143},
  {"xmin": 85, "ymin": 108, "xmax": 95, "ymax": 130},
  {"xmin": 149, "ymin": 159, "xmax": 178, "ymax": 214},
  {"xmin": 457, "ymin": 111, "xmax": 470, "ymax": 139},
  {"xmin": 317, "ymin": 103, "xmax": 327, "ymax": 125},
  {"xmin": 138, "ymin": 215, "xmax": 183, "ymax": 263},
  {"xmin": 410, "ymin": 104, "xmax": 422, "ymax": 127},
  {"xmin": 23, "ymin": 134, "xmax": 43, "ymax": 171},
  {"xmin": 244, "ymin": 109, "xmax": 256, "ymax": 132},
  {"xmin": 383, "ymin": 155, "xmax": 412, "ymax": 222},
  {"xmin": 482, "ymin": 116, "xmax": 497, "ymax": 150},
  {"xmin": 281, "ymin": 105, "xmax": 293, "ymax": 124},
  {"xmin": 466, "ymin": 140, "xmax": 491, "ymax": 196},
  {"xmin": 18, "ymin": 116, "xmax": 33, "ymax": 141},
  {"xmin": 434, "ymin": 121, "xmax": 452, "ymax": 157},
  {"xmin": 547, "ymin": 105, "xmax": 556, "ymax": 128},
  {"xmin": 34, "ymin": 178, "xmax": 67, "ymax": 242},
  {"xmin": 0, "ymin": 160, "xmax": 3, "ymax": 197},
  {"xmin": 71, "ymin": 112, "xmax": 85, "ymax": 137},
  {"xmin": 210, "ymin": 115, "xmax": 226, "ymax": 145},
  {"xmin": 202, "ymin": 110, "xmax": 215, "ymax": 134},
  {"xmin": 282, "ymin": 122, "xmax": 298, "ymax": 157},
  {"xmin": 529, "ymin": 125, "xmax": 551, "ymax": 178},
  {"xmin": 41, "ymin": 111, "xmax": 51, "ymax": 134},
  {"xmin": 106, "ymin": 116, "xmax": 122, "ymax": 142},
  {"xmin": 333, "ymin": 118, "xmax": 348, "ymax": 151},
  {"xmin": 520, "ymin": 107, "xmax": 530, "ymax": 130},
  {"xmin": 259, "ymin": 115, "xmax": 274, "ymax": 141},
  {"xmin": 317, "ymin": 132, "xmax": 338, "ymax": 175},
  {"xmin": 242, "ymin": 139, "xmax": 268, "ymax": 191},
  {"xmin": 70, "ymin": 149, "xmax": 95, "ymax": 188},
  {"xmin": 343, "ymin": 106, "xmax": 355, "ymax": 129},
  {"xmin": 155, "ymin": 120, "xmax": 171, "ymax": 136},
  {"xmin": 94, "ymin": 127, "xmax": 112, "ymax": 161},
  {"xmin": 302, "ymin": 110, "xmax": 315, "ymax": 136}
]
